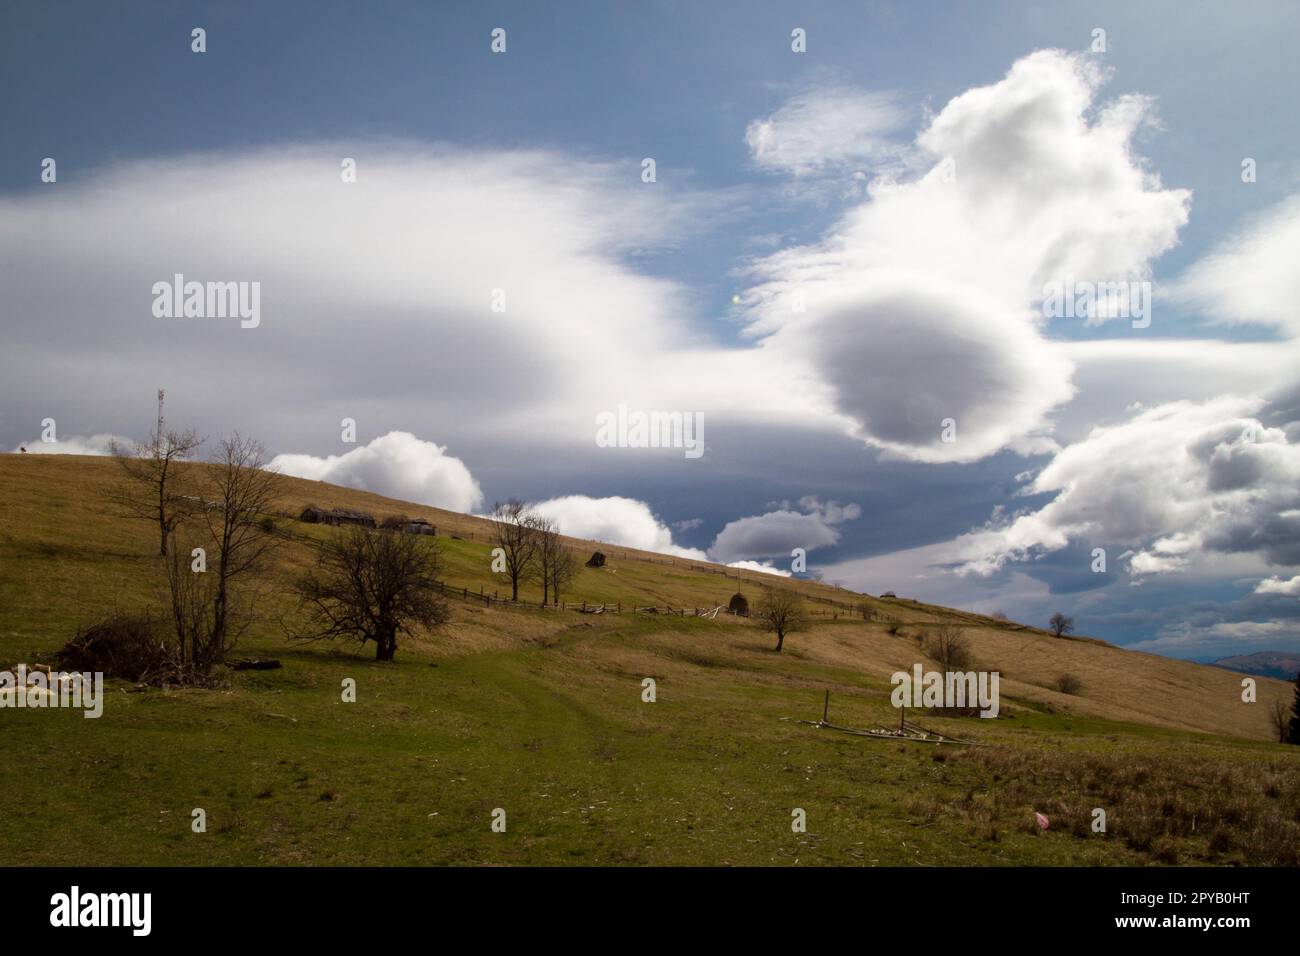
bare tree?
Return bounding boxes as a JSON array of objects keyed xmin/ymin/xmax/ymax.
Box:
[
  {"xmin": 163, "ymin": 434, "xmax": 281, "ymax": 677},
  {"xmin": 292, "ymin": 525, "xmax": 449, "ymax": 661},
  {"xmin": 754, "ymin": 588, "xmax": 808, "ymax": 653},
  {"xmin": 924, "ymin": 624, "xmax": 973, "ymax": 672},
  {"xmin": 1290, "ymin": 672, "xmax": 1300, "ymax": 745},
  {"xmin": 112, "ymin": 392, "xmax": 202, "ymax": 555},
  {"xmin": 530, "ymin": 516, "xmax": 560, "ymax": 604},
  {"xmin": 1268, "ymin": 698, "xmax": 1291, "ymax": 744},
  {"xmin": 200, "ymin": 435, "xmax": 282, "ymax": 656},
  {"xmin": 490, "ymin": 499, "xmax": 540, "ymax": 601},
  {"xmin": 527, "ymin": 518, "xmax": 581, "ymax": 606},
  {"xmin": 1048, "ymin": 612, "xmax": 1074, "ymax": 638},
  {"xmin": 548, "ymin": 545, "xmax": 579, "ymax": 606},
  {"xmin": 163, "ymin": 542, "xmax": 220, "ymax": 679}
]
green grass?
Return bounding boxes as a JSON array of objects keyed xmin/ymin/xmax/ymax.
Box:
[{"xmin": 2, "ymin": 454, "xmax": 1298, "ymax": 866}]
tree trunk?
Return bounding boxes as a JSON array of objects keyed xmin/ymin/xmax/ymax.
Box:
[
  {"xmin": 775, "ymin": 630, "xmax": 784, "ymax": 653},
  {"xmin": 375, "ymin": 628, "xmax": 397, "ymax": 661}
]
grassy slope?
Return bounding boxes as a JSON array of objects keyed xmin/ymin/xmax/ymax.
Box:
[{"xmin": 1, "ymin": 454, "xmax": 1297, "ymax": 866}]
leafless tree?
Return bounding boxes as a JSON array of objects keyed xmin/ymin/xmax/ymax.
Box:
[
  {"xmin": 1048, "ymin": 612, "xmax": 1074, "ymax": 638},
  {"xmin": 1268, "ymin": 698, "xmax": 1292, "ymax": 744},
  {"xmin": 548, "ymin": 544, "xmax": 579, "ymax": 606},
  {"xmin": 754, "ymin": 588, "xmax": 808, "ymax": 653},
  {"xmin": 163, "ymin": 543, "xmax": 220, "ymax": 679},
  {"xmin": 112, "ymin": 417, "xmax": 203, "ymax": 556},
  {"xmin": 925, "ymin": 624, "xmax": 973, "ymax": 672},
  {"xmin": 163, "ymin": 434, "xmax": 281, "ymax": 678},
  {"xmin": 490, "ymin": 499, "xmax": 540, "ymax": 601},
  {"xmin": 292, "ymin": 525, "xmax": 449, "ymax": 661},
  {"xmin": 530, "ymin": 516, "xmax": 559, "ymax": 604}
]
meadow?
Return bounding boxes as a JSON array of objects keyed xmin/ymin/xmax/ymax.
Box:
[{"xmin": 1, "ymin": 454, "xmax": 1296, "ymax": 866}]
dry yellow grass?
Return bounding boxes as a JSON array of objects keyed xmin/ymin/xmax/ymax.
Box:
[{"xmin": 0, "ymin": 452, "xmax": 1291, "ymax": 741}]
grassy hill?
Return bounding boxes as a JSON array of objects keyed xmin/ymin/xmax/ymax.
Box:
[{"xmin": 1, "ymin": 453, "xmax": 1297, "ymax": 866}]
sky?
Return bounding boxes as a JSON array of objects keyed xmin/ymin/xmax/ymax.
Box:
[{"xmin": 3, "ymin": 1, "xmax": 1299, "ymax": 661}]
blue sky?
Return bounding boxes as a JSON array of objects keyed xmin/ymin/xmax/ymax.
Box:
[{"xmin": 3, "ymin": 1, "xmax": 1300, "ymax": 660}]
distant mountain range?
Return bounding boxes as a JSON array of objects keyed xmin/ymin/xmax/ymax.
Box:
[{"xmin": 1212, "ymin": 651, "xmax": 1300, "ymax": 681}]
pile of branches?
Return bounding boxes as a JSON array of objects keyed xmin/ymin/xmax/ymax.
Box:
[{"xmin": 57, "ymin": 611, "xmax": 176, "ymax": 684}]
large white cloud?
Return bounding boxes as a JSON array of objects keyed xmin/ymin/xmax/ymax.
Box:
[
  {"xmin": 740, "ymin": 50, "xmax": 1191, "ymax": 463},
  {"xmin": 528, "ymin": 495, "xmax": 707, "ymax": 560},
  {"xmin": 952, "ymin": 395, "xmax": 1300, "ymax": 576},
  {"xmin": 0, "ymin": 142, "xmax": 803, "ymax": 462},
  {"xmin": 271, "ymin": 431, "xmax": 483, "ymax": 513}
]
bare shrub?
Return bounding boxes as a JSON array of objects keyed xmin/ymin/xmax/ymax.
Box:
[
  {"xmin": 1054, "ymin": 673, "xmax": 1084, "ymax": 695},
  {"xmin": 58, "ymin": 612, "xmax": 173, "ymax": 683},
  {"xmin": 924, "ymin": 624, "xmax": 973, "ymax": 671}
]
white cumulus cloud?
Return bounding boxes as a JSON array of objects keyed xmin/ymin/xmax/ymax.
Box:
[
  {"xmin": 952, "ymin": 395, "xmax": 1300, "ymax": 576},
  {"xmin": 528, "ymin": 495, "xmax": 707, "ymax": 560},
  {"xmin": 270, "ymin": 431, "xmax": 483, "ymax": 513},
  {"xmin": 741, "ymin": 50, "xmax": 1190, "ymax": 463}
]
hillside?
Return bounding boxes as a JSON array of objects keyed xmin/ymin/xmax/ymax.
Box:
[
  {"xmin": 1214, "ymin": 651, "xmax": 1300, "ymax": 682},
  {"xmin": 1, "ymin": 453, "xmax": 1298, "ymax": 866}
]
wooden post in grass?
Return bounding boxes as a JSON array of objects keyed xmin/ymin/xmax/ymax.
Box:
[{"xmin": 822, "ymin": 689, "xmax": 830, "ymax": 724}]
